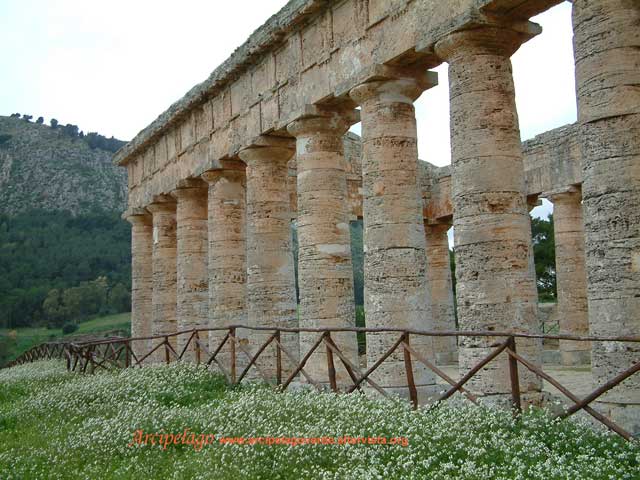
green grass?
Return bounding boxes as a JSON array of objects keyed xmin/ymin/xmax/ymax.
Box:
[
  {"xmin": 0, "ymin": 312, "xmax": 131, "ymax": 363},
  {"xmin": 0, "ymin": 360, "xmax": 638, "ymax": 479}
]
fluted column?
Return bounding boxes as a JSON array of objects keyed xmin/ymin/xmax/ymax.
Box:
[
  {"xmin": 548, "ymin": 189, "xmax": 589, "ymax": 366},
  {"xmin": 146, "ymin": 196, "xmax": 177, "ymax": 362},
  {"xmin": 173, "ymin": 179, "xmax": 209, "ymax": 362},
  {"xmin": 424, "ymin": 222, "xmax": 457, "ymax": 365},
  {"xmin": 350, "ymin": 71, "xmax": 438, "ymax": 398},
  {"xmin": 573, "ymin": 0, "xmax": 640, "ymax": 430},
  {"xmin": 238, "ymin": 137, "xmax": 298, "ymax": 381},
  {"xmin": 126, "ymin": 210, "xmax": 153, "ymax": 362},
  {"xmin": 436, "ymin": 25, "xmax": 542, "ymax": 401},
  {"xmin": 201, "ymin": 164, "xmax": 247, "ymax": 370},
  {"xmin": 287, "ymin": 107, "xmax": 359, "ymax": 385}
]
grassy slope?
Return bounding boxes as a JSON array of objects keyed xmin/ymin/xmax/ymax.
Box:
[
  {"xmin": 0, "ymin": 312, "xmax": 130, "ymax": 360},
  {"xmin": 0, "ymin": 360, "xmax": 637, "ymax": 479}
]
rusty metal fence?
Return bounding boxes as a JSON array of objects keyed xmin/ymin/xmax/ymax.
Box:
[{"xmin": 5, "ymin": 326, "xmax": 640, "ymax": 440}]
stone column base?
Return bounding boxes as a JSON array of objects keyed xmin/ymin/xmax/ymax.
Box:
[
  {"xmin": 594, "ymin": 401, "xmax": 640, "ymax": 437},
  {"xmin": 436, "ymin": 351, "xmax": 459, "ymax": 366},
  {"xmin": 560, "ymin": 349, "xmax": 591, "ymax": 367},
  {"xmin": 363, "ymin": 384, "xmax": 443, "ymax": 405}
]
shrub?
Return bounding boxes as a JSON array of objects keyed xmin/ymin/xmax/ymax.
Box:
[{"xmin": 62, "ymin": 323, "xmax": 78, "ymax": 335}]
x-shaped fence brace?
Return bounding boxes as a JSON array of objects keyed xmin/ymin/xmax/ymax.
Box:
[{"xmin": 6, "ymin": 326, "xmax": 640, "ymax": 441}]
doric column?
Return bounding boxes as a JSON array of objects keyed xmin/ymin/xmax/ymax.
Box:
[
  {"xmin": 349, "ymin": 70, "xmax": 438, "ymax": 398},
  {"xmin": 238, "ymin": 137, "xmax": 298, "ymax": 381},
  {"xmin": 146, "ymin": 196, "xmax": 178, "ymax": 362},
  {"xmin": 436, "ymin": 25, "xmax": 542, "ymax": 401},
  {"xmin": 424, "ymin": 222, "xmax": 457, "ymax": 365},
  {"xmin": 201, "ymin": 163, "xmax": 247, "ymax": 370},
  {"xmin": 287, "ymin": 106, "xmax": 359, "ymax": 385},
  {"xmin": 548, "ymin": 188, "xmax": 589, "ymax": 366},
  {"xmin": 126, "ymin": 209, "xmax": 153, "ymax": 362},
  {"xmin": 573, "ymin": 0, "xmax": 640, "ymax": 429},
  {"xmin": 173, "ymin": 179, "xmax": 209, "ymax": 362}
]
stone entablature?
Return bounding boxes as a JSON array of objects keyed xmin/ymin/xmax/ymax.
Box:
[{"xmin": 115, "ymin": 0, "xmax": 562, "ymax": 210}]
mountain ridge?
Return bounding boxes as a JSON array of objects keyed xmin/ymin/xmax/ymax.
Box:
[{"xmin": 0, "ymin": 116, "xmax": 127, "ymax": 216}]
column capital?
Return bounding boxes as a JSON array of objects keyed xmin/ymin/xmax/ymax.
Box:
[
  {"xmin": 238, "ymin": 135, "xmax": 295, "ymax": 167},
  {"xmin": 146, "ymin": 194, "xmax": 177, "ymax": 214},
  {"xmin": 424, "ymin": 221, "xmax": 451, "ymax": 236},
  {"xmin": 287, "ymin": 105, "xmax": 359, "ymax": 138},
  {"xmin": 171, "ymin": 178, "xmax": 208, "ymax": 200},
  {"xmin": 527, "ymin": 194, "xmax": 542, "ymax": 213},
  {"xmin": 349, "ymin": 68, "xmax": 438, "ymax": 105},
  {"xmin": 201, "ymin": 162, "xmax": 246, "ymax": 187},
  {"xmin": 435, "ymin": 22, "xmax": 540, "ymax": 61},
  {"xmin": 124, "ymin": 207, "xmax": 152, "ymax": 226},
  {"xmin": 544, "ymin": 186, "xmax": 582, "ymax": 204}
]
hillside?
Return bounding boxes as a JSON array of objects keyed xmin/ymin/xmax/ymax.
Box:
[
  {"xmin": 0, "ymin": 115, "xmax": 132, "ymax": 336},
  {"xmin": 0, "ymin": 115, "xmax": 127, "ymax": 216}
]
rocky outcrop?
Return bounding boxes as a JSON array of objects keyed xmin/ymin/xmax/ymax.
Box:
[{"xmin": 0, "ymin": 116, "xmax": 126, "ymax": 216}]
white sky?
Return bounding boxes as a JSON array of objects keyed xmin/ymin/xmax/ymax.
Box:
[{"xmin": 0, "ymin": 1, "xmax": 575, "ymax": 220}]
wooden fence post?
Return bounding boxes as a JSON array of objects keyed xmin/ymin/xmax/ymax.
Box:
[
  {"xmin": 507, "ymin": 336, "xmax": 522, "ymax": 414},
  {"xmin": 229, "ymin": 327, "xmax": 237, "ymax": 384},
  {"xmin": 403, "ymin": 333, "xmax": 418, "ymax": 409}
]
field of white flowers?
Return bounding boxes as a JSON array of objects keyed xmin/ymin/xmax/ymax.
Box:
[{"xmin": 0, "ymin": 360, "xmax": 638, "ymax": 479}]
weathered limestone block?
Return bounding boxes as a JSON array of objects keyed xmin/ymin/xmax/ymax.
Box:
[
  {"xmin": 201, "ymin": 164, "xmax": 248, "ymax": 373},
  {"xmin": 350, "ymin": 71, "xmax": 438, "ymax": 398},
  {"xmin": 548, "ymin": 188, "xmax": 590, "ymax": 366},
  {"xmin": 126, "ymin": 210, "xmax": 153, "ymax": 362},
  {"xmin": 573, "ymin": 0, "xmax": 640, "ymax": 427},
  {"xmin": 173, "ymin": 179, "xmax": 209, "ymax": 362},
  {"xmin": 146, "ymin": 196, "xmax": 178, "ymax": 362},
  {"xmin": 424, "ymin": 222, "xmax": 457, "ymax": 365},
  {"xmin": 436, "ymin": 25, "xmax": 542, "ymax": 399},
  {"xmin": 287, "ymin": 106, "xmax": 359, "ymax": 386},
  {"xmin": 238, "ymin": 138, "xmax": 299, "ymax": 381}
]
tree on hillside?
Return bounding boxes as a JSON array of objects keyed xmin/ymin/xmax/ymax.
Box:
[
  {"xmin": 63, "ymin": 124, "xmax": 79, "ymax": 138},
  {"xmin": 43, "ymin": 289, "xmax": 65, "ymax": 326},
  {"xmin": 50, "ymin": 118, "xmax": 59, "ymax": 129},
  {"xmin": 109, "ymin": 283, "xmax": 130, "ymax": 313},
  {"xmin": 36, "ymin": 117, "xmax": 44, "ymax": 124},
  {"xmin": 22, "ymin": 114, "xmax": 33, "ymax": 122},
  {"xmin": 10, "ymin": 113, "xmax": 21, "ymax": 118}
]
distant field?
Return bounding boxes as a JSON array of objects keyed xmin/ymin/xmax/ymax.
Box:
[{"xmin": 0, "ymin": 312, "xmax": 131, "ymax": 363}]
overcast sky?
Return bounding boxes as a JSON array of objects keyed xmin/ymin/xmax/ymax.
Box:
[{"xmin": 1, "ymin": 1, "xmax": 575, "ymax": 219}]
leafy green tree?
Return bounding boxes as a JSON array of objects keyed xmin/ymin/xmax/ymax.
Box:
[
  {"xmin": 50, "ymin": 118, "xmax": 59, "ymax": 129},
  {"xmin": 350, "ymin": 220, "xmax": 364, "ymax": 306},
  {"xmin": 22, "ymin": 114, "xmax": 32, "ymax": 122},
  {"xmin": 36, "ymin": 117, "xmax": 44, "ymax": 124},
  {"xmin": 62, "ymin": 124, "xmax": 79, "ymax": 138},
  {"xmin": 531, "ymin": 214, "xmax": 556, "ymax": 301},
  {"xmin": 61, "ymin": 287, "xmax": 83, "ymax": 321},
  {"xmin": 43, "ymin": 289, "xmax": 64, "ymax": 326},
  {"xmin": 109, "ymin": 283, "xmax": 131, "ymax": 312}
]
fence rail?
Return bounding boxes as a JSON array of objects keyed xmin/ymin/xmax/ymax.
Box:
[{"xmin": 5, "ymin": 326, "xmax": 640, "ymax": 441}]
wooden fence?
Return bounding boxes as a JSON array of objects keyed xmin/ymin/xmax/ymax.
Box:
[{"xmin": 5, "ymin": 326, "xmax": 640, "ymax": 440}]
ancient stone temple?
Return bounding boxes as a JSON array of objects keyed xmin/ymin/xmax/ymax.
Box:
[{"xmin": 116, "ymin": 0, "xmax": 639, "ymax": 432}]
